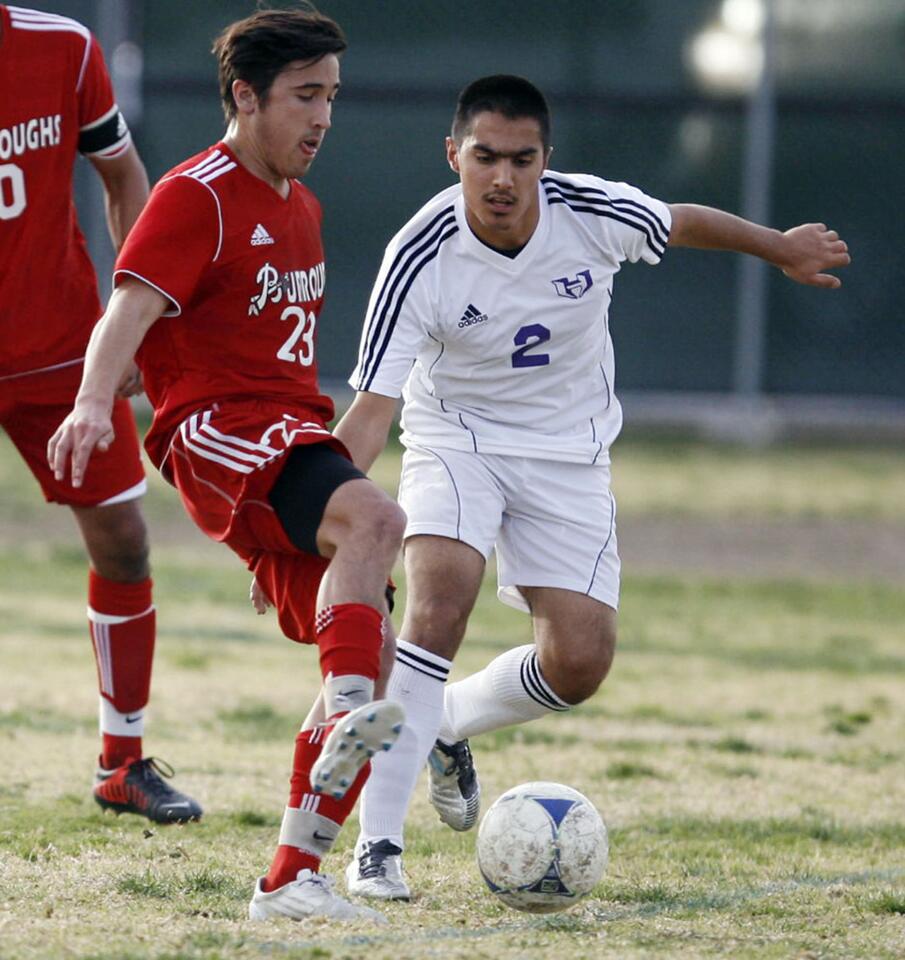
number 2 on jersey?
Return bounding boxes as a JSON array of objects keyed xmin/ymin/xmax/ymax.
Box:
[
  {"xmin": 277, "ymin": 305, "xmax": 316, "ymax": 366},
  {"xmin": 0, "ymin": 164, "xmax": 27, "ymax": 220},
  {"xmin": 511, "ymin": 323, "xmax": 551, "ymax": 368}
]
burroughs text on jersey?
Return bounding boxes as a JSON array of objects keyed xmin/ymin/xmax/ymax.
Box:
[{"xmin": 248, "ymin": 260, "xmax": 326, "ymax": 316}]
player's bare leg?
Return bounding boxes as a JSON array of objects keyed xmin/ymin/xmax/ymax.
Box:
[
  {"xmin": 72, "ymin": 499, "xmax": 202, "ymax": 823},
  {"xmin": 254, "ymin": 478, "xmax": 405, "ymax": 918},
  {"xmin": 307, "ymin": 478, "xmax": 407, "ymax": 796},
  {"xmin": 348, "ymin": 535, "xmax": 484, "ymax": 898},
  {"xmin": 521, "ymin": 587, "xmax": 617, "ymax": 706},
  {"xmin": 429, "ymin": 588, "xmax": 615, "ymax": 837}
]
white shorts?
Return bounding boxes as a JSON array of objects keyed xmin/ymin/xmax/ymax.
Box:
[{"xmin": 398, "ymin": 445, "xmax": 620, "ymax": 613}]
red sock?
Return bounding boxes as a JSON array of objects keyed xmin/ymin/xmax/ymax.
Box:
[
  {"xmin": 264, "ymin": 604, "xmax": 385, "ymax": 891},
  {"xmin": 263, "ymin": 725, "xmax": 372, "ymax": 891},
  {"xmin": 88, "ymin": 572, "xmax": 155, "ymax": 769},
  {"xmin": 316, "ymin": 603, "xmax": 383, "ymax": 706},
  {"xmin": 101, "ymin": 735, "xmax": 142, "ymax": 771}
]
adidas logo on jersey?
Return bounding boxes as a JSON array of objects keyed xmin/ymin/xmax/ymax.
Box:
[
  {"xmin": 250, "ymin": 223, "xmax": 275, "ymax": 246},
  {"xmin": 458, "ymin": 303, "xmax": 488, "ymax": 328}
]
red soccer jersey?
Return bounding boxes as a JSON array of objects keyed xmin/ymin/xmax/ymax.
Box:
[
  {"xmin": 114, "ymin": 143, "xmax": 335, "ymax": 469},
  {"xmin": 0, "ymin": 4, "xmax": 131, "ymax": 378}
]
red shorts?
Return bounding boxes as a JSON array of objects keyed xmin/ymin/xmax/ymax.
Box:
[
  {"xmin": 0, "ymin": 362, "xmax": 146, "ymax": 507},
  {"xmin": 164, "ymin": 399, "xmax": 349, "ymax": 645}
]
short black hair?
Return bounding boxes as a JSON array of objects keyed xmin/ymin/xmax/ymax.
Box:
[
  {"xmin": 213, "ymin": 6, "xmax": 346, "ymax": 120},
  {"xmin": 452, "ymin": 75, "xmax": 552, "ymax": 150}
]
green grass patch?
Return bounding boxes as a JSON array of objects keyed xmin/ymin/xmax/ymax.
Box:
[
  {"xmin": 1, "ymin": 435, "xmax": 903, "ymax": 959},
  {"xmin": 215, "ymin": 702, "xmax": 297, "ymax": 742}
]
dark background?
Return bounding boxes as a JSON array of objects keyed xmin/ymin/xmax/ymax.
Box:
[{"xmin": 30, "ymin": 0, "xmax": 905, "ymax": 402}]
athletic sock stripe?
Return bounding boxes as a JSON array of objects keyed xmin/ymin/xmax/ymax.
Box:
[
  {"xmin": 91, "ymin": 622, "xmax": 114, "ymax": 697},
  {"xmin": 299, "ymin": 793, "xmax": 321, "ymax": 813},
  {"xmin": 396, "ymin": 639, "xmax": 452, "ymax": 672},
  {"xmin": 525, "ymin": 651, "xmax": 570, "ymax": 710},
  {"xmin": 355, "ymin": 207, "xmax": 457, "ymax": 389},
  {"xmin": 520, "ymin": 651, "xmax": 570, "ymax": 712},
  {"xmin": 395, "ymin": 646, "xmax": 450, "ymax": 681}
]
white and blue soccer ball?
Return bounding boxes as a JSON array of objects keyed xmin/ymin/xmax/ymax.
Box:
[{"xmin": 476, "ymin": 781, "xmax": 608, "ymax": 914}]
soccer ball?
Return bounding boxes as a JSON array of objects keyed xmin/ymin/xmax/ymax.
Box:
[{"xmin": 476, "ymin": 781, "xmax": 608, "ymax": 914}]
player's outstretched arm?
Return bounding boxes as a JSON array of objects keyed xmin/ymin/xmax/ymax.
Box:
[
  {"xmin": 90, "ymin": 144, "xmax": 150, "ymax": 252},
  {"xmin": 667, "ymin": 203, "xmax": 851, "ymax": 288},
  {"xmin": 48, "ymin": 279, "xmax": 167, "ymax": 488},
  {"xmin": 333, "ymin": 391, "xmax": 399, "ymax": 473}
]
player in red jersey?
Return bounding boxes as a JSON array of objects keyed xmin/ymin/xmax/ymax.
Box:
[
  {"xmin": 49, "ymin": 8, "xmax": 405, "ymax": 924},
  {"xmin": 0, "ymin": 4, "xmax": 201, "ymax": 824}
]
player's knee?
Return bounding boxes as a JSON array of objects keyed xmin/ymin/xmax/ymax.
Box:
[
  {"xmin": 83, "ymin": 507, "xmax": 151, "ymax": 582},
  {"xmin": 405, "ymin": 595, "xmax": 471, "ymax": 653},
  {"xmin": 355, "ymin": 495, "xmax": 406, "ymax": 556},
  {"xmin": 543, "ymin": 634, "xmax": 616, "ymax": 705},
  {"xmin": 92, "ymin": 541, "xmax": 150, "ymax": 582}
]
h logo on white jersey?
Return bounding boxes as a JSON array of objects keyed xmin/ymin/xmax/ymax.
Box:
[
  {"xmin": 552, "ymin": 269, "xmax": 593, "ymax": 300},
  {"xmin": 251, "ymin": 223, "xmax": 275, "ymax": 246}
]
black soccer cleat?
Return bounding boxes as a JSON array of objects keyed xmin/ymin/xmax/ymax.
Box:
[{"xmin": 93, "ymin": 757, "xmax": 203, "ymax": 824}]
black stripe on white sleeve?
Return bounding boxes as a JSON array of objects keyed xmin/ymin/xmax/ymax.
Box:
[
  {"xmin": 542, "ymin": 176, "xmax": 669, "ymax": 256},
  {"xmin": 355, "ymin": 206, "xmax": 458, "ymax": 391}
]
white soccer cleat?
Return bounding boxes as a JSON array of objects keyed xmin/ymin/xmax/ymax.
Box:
[
  {"xmin": 345, "ymin": 838, "xmax": 411, "ymax": 901},
  {"xmin": 310, "ymin": 701, "xmax": 405, "ymax": 800},
  {"xmin": 427, "ymin": 738, "xmax": 481, "ymax": 832},
  {"xmin": 248, "ymin": 868, "xmax": 387, "ymax": 922}
]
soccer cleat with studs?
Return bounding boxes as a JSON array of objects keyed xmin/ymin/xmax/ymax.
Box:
[
  {"xmin": 345, "ymin": 838, "xmax": 411, "ymax": 901},
  {"xmin": 309, "ymin": 700, "xmax": 404, "ymax": 800},
  {"xmin": 249, "ymin": 868, "xmax": 387, "ymax": 922},
  {"xmin": 93, "ymin": 756, "xmax": 203, "ymax": 824},
  {"xmin": 427, "ymin": 738, "xmax": 480, "ymax": 832}
]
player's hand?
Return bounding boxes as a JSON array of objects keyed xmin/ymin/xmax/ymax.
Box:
[
  {"xmin": 249, "ymin": 576, "xmax": 273, "ymax": 615},
  {"xmin": 775, "ymin": 223, "xmax": 851, "ymax": 289},
  {"xmin": 46, "ymin": 401, "xmax": 114, "ymax": 488},
  {"xmin": 116, "ymin": 362, "xmax": 144, "ymax": 398}
]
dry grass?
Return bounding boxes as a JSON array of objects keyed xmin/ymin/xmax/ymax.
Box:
[{"xmin": 1, "ymin": 432, "xmax": 904, "ymax": 959}]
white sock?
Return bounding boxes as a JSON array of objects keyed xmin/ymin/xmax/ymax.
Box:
[
  {"xmin": 439, "ymin": 644, "xmax": 570, "ymax": 742},
  {"xmin": 358, "ymin": 639, "xmax": 451, "ymax": 849},
  {"xmin": 99, "ymin": 695, "xmax": 145, "ymax": 738},
  {"xmin": 322, "ymin": 673, "xmax": 374, "ymax": 719}
]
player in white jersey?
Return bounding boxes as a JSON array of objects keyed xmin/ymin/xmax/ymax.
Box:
[{"xmin": 332, "ymin": 75, "xmax": 850, "ymax": 899}]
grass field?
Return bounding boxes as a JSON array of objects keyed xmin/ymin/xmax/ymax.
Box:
[{"xmin": 1, "ymin": 427, "xmax": 903, "ymax": 960}]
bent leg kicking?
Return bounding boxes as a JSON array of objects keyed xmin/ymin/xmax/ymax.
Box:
[{"xmin": 256, "ymin": 446, "xmax": 406, "ymax": 904}]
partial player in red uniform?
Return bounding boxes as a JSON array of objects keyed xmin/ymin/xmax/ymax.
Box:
[
  {"xmin": 0, "ymin": 4, "xmax": 200, "ymax": 824},
  {"xmin": 49, "ymin": 8, "xmax": 405, "ymax": 924}
]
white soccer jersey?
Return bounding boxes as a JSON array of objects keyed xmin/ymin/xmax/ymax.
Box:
[{"xmin": 350, "ymin": 171, "xmax": 671, "ymax": 464}]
